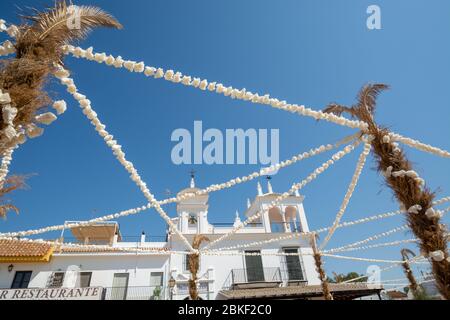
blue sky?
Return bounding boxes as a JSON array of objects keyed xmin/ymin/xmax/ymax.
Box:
[{"xmin": 1, "ymin": 0, "xmax": 449, "ymax": 282}]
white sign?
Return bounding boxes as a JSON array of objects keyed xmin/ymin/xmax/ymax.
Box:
[{"xmin": 0, "ymin": 287, "xmax": 103, "ymax": 300}]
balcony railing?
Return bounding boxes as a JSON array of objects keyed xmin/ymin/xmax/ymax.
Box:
[
  {"xmin": 102, "ymin": 286, "xmax": 166, "ymax": 300},
  {"xmin": 223, "ymin": 267, "xmax": 306, "ymax": 290}
]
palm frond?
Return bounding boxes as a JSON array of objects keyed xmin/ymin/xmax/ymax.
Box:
[
  {"xmin": 0, "ymin": 176, "xmax": 26, "ymax": 197},
  {"xmin": 19, "ymin": 0, "xmax": 122, "ymax": 50},
  {"xmin": 323, "ymin": 103, "xmax": 355, "ymax": 118},
  {"xmin": 401, "ymin": 248, "xmax": 416, "ymax": 261},
  {"xmin": 0, "ymin": 204, "xmax": 19, "ymax": 219},
  {"xmin": 356, "ymin": 83, "xmax": 389, "ymax": 114}
]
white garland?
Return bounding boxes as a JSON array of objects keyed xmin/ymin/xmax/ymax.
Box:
[
  {"xmin": 63, "ymin": 45, "xmax": 368, "ymax": 130},
  {"xmin": 0, "ymin": 133, "xmax": 359, "ymax": 238},
  {"xmin": 342, "ymin": 255, "xmax": 425, "ymax": 283},
  {"xmin": 323, "ymin": 239, "xmax": 419, "ymax": 254},
  {"xmin": 321, "ymin": 253, "xmax": 405, "ymax": 264},
  {"xmin": 320, "ymin": 141, "xmax": 372, "ymax": 249},
  {"xmin": 203, "ymin": 200, "xmax": 450, "ymax": 253},
  {"xmin": 0, "ymin": 146, "xmax": 14, "ymax": 188},
  {"xmin": 54, "ymin": 66, "xmax": 195, "ymax": 252},
  {"xmin": 390, "ymin": 133, "xmax": 450, "ymax": 159},
  {"xmin": 203, "ymin": 140, "xmax": 361, "ymax": 251},
  {"xmin": 64, "ymin": 45, "xmax": 450, "ymax": 160},
  {"xmin": 327, "ymin": 225, "xmax": 410, "ymax": 253}
]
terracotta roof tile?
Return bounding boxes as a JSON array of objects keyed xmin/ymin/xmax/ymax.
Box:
[
  {"xmin": 58, "ymin": 246, "xmax": 170, "ymax": 253},
  {"xmin": 0, "ymin": 239, "xmax": 54, "ymax": 262}
]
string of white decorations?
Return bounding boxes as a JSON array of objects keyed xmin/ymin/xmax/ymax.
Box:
[
  {"xmin": 343, "ymin": 255, "xmax": 427, "ymax": 284},
  {"xmin": 204, "ymin": 249, "xmax": 408, "ymax": 263},
  {"xmin": 202, "ymin": 232, "xmax": 311, "ymax": 253},
  {"xmin": 389, "ymin": 132, "xmax": 450, "ymax": 159},
  {"xmin": 63, "ymin": 45, "xmax": 367, "ymax": 131},
  {"xmin": 203, "ymin": 139, "xmax": 362, "ymax": 250},
  {"xmin": 327, "ymin": 225, "xmax": 410, "ymax": 253},
  {"xmin": 0, "ymin": 146, "xmax": 14, "ymax": 188},
  {"xmin": 203, "ymin": 199, "xmax": 450, "ymax": 253},
  {"xmin": 320, "ymin": 253, "xmax": 405, "ymax": 264},
  {"xmin": 0, "ymin": 132, "xmax": 359, "ymax": 238},
  {"xmin": 320, "ymin": 140, "xmax": 372, "ymax": 249},
  {"xmin": 322, "ymin": 238, "xmax": 419, "ymax": 254},
  {"xmin": 55, "ymin": 66, "xmax": 195, "ymax": 252},
  {"xmin": 64, "ymin": 45, "xmax": 450, "ymax": 159}
]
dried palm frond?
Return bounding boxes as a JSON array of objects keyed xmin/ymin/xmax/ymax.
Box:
[
  {"xmin": 16, "ymin": 1, "xmax": 122, "ymax": 63},
  {"xmin": 323, "ymin": 103, "xmax": 356, "ymax": 118},
  {"xmin": 1, "ymin": 0, "xmax": 122, "ymax": 149},
  {"xmin": 0, "ymin": 175, "xmax": 26, "ymax": 219},
  {"xmin": 323, "ymin": 84, "xmax": 450, "ymax": 299},
  {"xmin": 0, "ymin": 1, "xmax": 121, "ymax": 200},
  {"xmin": 356, "ymin": 83, "xmax": 389, "ymax": 115}
]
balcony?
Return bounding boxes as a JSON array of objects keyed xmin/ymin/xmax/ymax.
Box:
[
  {"xmin": 223, "ymin": 267, "xmax": 307, "ymax": 290},
  {"xmin": 102, "ymin": 286, "xmax": 166, "ymax": 300}
]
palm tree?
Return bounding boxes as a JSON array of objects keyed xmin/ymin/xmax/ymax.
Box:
[
  {"xmin": 188, "ymin": 235, "xmax": 209, "ymax": 300},
  {"xmin": 311, "ymin": 234, "xmax": 333, "ymax": 300},
  {"xmin": 323, "ymin": 84, "xmax": 450, "ymax": 299}
]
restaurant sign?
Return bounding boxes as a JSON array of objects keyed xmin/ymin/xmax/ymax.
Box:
[{"xmin": 0, "ymin": 287, "xmax": 103, "ymax": 300}]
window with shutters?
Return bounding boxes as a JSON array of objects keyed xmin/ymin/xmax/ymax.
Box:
[{"xmin": 11, "ymin": 271, "xmax": 32, "ymax": 289}]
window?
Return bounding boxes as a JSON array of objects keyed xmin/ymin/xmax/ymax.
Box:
[
  {"xmin": 48, "ymin": 272, "xmax": 65, "ymax": 288},
  {"xmin": 283, "ymin": 248, "xmax": 305, "ymax": 281},
  {"xmin": 111, "ymin": 273, "xmax": 129, "ymax": 300},
  {"xmin": 245, "ymin": 251, "xmax": 265, "ymax": 282},
  {"xmin": 150, "ymin": 272, "xmax": 164, "ymax": 287},
  {"xmin": 77, "ymin": 272, "xmax": 92, "ymax": 288},
  {"xmin": 11, "ymin": 271, "xmax": 32, "ymax": 289}
]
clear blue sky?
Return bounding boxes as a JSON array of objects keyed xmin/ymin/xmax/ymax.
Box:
[{"xmin": 1, "ymin": 0, "xmax": 449, "ymax": 282}]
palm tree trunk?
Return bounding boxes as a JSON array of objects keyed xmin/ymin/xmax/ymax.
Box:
[
  {"xmin": 311, "ymin": 235, "xmax": 333, "ymax": 300},
  {"xmin": 323, "ymin": 85, "xmax": 450, "ymax": 299}
]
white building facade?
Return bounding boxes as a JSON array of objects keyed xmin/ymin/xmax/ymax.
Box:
[{"xmin": 0, "ymin": 180, "xmax": 321, "ymax": 300}]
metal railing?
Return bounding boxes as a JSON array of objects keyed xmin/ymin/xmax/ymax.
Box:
[
  {"xmin": 102, "ymin": 286, "xmax": 166, "ymax": 300},
  {"xmin": 231, "ymin": 267, "xmax": 282, "ymax": 285},
  {"xmin": 223, "ymin": 267, "xmax": 306, "ymax": 290}
]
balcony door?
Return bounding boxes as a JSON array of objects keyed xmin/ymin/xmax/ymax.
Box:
[
  {"xmin": 111, "ymin": 273, "xmax": 129, "ymax": 300},
  {"xmin": 283, "ymin": 248, "xmax": 304, "ymax": 281},
  {"xmin": 245, "ymin": 251, "xmax": 265, "ymax": 282}
]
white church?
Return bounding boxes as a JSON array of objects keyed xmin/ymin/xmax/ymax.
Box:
[{"xmin": 0, "ymin": 178, "xmax": 381, "ymax": 300}]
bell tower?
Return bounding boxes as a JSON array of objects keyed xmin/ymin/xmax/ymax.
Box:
[
  {"xmin": 176, "ymin": 172, "xmax": 211, "ymax": 234},
  {"xmin": 244, "ymin": 179, "xmax": 309, "ymax": 233}
]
